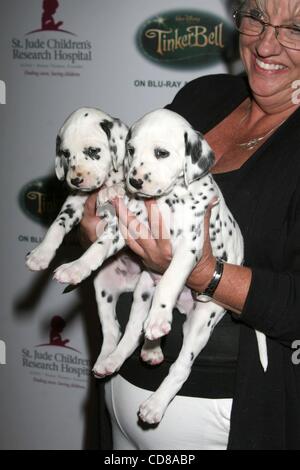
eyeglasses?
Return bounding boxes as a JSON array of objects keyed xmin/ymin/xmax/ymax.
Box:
[{"xmin": 233, "ymin": 10, "xmax": 300, "ymax": 51}]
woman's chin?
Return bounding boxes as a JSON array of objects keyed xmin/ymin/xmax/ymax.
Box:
[{"xmin": 248, "ymin": 72, "xmax": 289, "ymax": 99}]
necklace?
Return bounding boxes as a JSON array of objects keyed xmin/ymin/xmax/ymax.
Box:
[
  {"xmin": 237, "ymin": 123, "xmax": 284, "ymax": 151},
  {"xmin": 236, "ymin": 102, "xmax": 286, "ymax": 151}
]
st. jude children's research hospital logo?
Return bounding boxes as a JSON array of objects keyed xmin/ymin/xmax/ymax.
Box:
[
  {"xmin": 136, "ymin": 10, "xmax": 236, "ymax": 69},
  {"xmin": 11, "ymin": 0, "xmax": 92, "ymax": 76},
  {"xmin": 22, "ymin": 315, "xmax": 91, "ymax": 389}
]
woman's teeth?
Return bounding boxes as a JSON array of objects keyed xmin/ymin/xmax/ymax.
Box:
[{"xmin": 256, "ymin": 58, "xmax": 286, "ymax": 70}]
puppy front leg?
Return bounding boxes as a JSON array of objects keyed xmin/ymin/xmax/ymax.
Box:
[
  {"xmin": 26, "ymin": 193, "xmax": 88, "ymax": 271},
  {"xmin": 144, "ymin": 239, "xmax": 202, "ymax": 340},
  {"xmin": 54, "ymin": 210, "xmax": 125, "ymax": 284}
]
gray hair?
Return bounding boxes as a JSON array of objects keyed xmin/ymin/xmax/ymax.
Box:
[
  {"xmin": 234, "ymin": 0, "xmax": 299, "ymax": 13},
  {"xmin": 234, "ymin": 0, "xmax": 266, "ymax": 12}
]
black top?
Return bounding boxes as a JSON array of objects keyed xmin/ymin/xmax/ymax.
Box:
[{"xmin": 118, "ymin": 74, "xmax": 300, "ymax": 449}]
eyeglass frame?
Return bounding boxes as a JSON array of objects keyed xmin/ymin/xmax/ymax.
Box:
[{"xmin": 233, "ymin": 9, "xmax": 300, "ymax": 50}]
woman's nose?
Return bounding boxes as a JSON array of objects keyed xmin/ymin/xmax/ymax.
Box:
[{"xmin": 255, "ymin": 26, "xmax": 282, "ymax": 57}]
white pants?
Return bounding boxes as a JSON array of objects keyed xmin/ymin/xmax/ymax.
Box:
[{"xmin": 104, "ymin": 375, "xmax": 232, "ymax": 450}]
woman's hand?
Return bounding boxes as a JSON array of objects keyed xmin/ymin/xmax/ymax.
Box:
[
  {"xmin": 111, "ymin": 197, "xmax": 217, "ymax": 290},
  {"xmin": 79, "ymin": 192, "xmax": 105, "ymax": 248},
  {"xmin": 111, "ymin": 198, "xmax": 172, "ymax": 274},
  {"xmin": 186, "ymin": 200, "xmax": 217, "ymax": 293}
]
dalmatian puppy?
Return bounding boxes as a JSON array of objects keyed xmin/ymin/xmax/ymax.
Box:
[
  {"xmin": 26, "ymin": 106, "xmax": 172, "ymax": 368},
  {"xmin": 26, "ymin": 107, "xmax": 128, "ymax": 272},
  {"xmin": 54, "ymin": 108, "xmax": 268, "ymax": 424},
  {"xmin": 25, "ymin": 107, "xmax": 148, "ymax": 360}
]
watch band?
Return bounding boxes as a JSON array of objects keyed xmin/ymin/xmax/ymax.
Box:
[{"xmin": 193, "ymin": 257, "xmax": 224, "ymax": 302}]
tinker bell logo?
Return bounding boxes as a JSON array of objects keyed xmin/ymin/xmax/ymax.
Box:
[
  {"xmin": 27, "ymin": 0, "xmax": 75, "ymax": 36},
  {"xmin": 36, "ymin": 315, "xmax": 80, "ymax": 352}
]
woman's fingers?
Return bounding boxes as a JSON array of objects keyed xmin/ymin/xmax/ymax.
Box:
[
  {"xmin": 118, "ymin": 221, "xmax": 146, "ymax": 258},
  {"xmin": 203, "ymin": 197, "xmax": 219, "ymax": 251},
  {"xmin": 112, "ymin": 197, "xmax": 152, "ymax": 241},
  {"xmin": 145, "ymin": 199, "xmax": 172, "ymax": 259},
  {"xmin": 112, "ymin": 198, "xmax": 172, "ymax": 270},
  {"xmin": 84, "ymin": 191, "xmax": 98, "ymax": 216},
  {"xmin": 145, "ymin": 200, "xmax": 169, "ymax": 239}
]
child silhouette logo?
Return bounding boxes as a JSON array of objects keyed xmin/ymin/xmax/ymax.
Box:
[
  {"xmin": 50, "ymin": 315, "xmax": 69, "ymax": 346},
  {"xmin": 42, "ymin": 0, "xmax": 63, "ymax": 31},
  {"xmin": 27, "ymin": 0, "xmax": 75, "ymax": 36},
  {"xmin": 36, "ymin": 315, "xmax": 80, "ymax": 352}
]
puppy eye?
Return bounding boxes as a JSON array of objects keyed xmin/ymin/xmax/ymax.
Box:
[
  {"xmin": 154, "ymin": 148, "xmax": 170, "ymax": 159},
  {"xmin": 83, "ymin": 147, "xmax": 101, "ymax": 159},
  {"xmin": 62, "ymin": 150, "xmax": 70, "ymax": 159},
  {"xmin": 127, "ymin": 146, "xmax": 135, "ymax": 157}
]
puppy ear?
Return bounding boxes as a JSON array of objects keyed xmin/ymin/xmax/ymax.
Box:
[
  {"xmin": 55, "ymin": 135, "xmax": 67, "ymax": 181},
  {"xmin": 100, "ymin": 118, "xmax": 128, "ymax": 171},
  {"xmin": 123, "ymin": 128, "xmax": 132, "ymax": 176},
  {"xmin": 184, "ymin": 130, "xmax": 215, "ymax": 187}
]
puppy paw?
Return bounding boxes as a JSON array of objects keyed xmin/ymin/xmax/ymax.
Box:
[
  {"xmin": 26, "ymin": 245, "xmax": 54, "ymax": 271},
  {"xmin": 144, "ymin": 312, "xmax": 172, "ymax": 341},
  {"xmin": 139, "ymin": 395, "xmax": 167, "ymax": 424},
  {"xmin": 140, "ymin": 344, "xmax": 164, "ymax": 365},
  {"xmin": 53, "ymin": 260, "xmax": 91, "ymax": 284},
  {"xmin": 97, "ymin": 184, "xmax": 125, "ymax": 208},
  {"xmin": 92, "ymin": 354, "xmax": 123, "ymax": 378}
]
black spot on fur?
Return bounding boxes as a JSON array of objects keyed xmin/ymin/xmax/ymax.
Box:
[
  {"xmin": 100, "ymin": 119, "xmax": 113, "ymax": 139},
  {"xmin": 161, "ymin": 304, "xmax": 166, "ymax": 308},
  {"xmin": 56, "ymin": 135, "xmax": 70, "ymax": 160},
  {"xmin": 191, "ymin": 353, "xmax": 194, "ymax": 361},
  {"xmin": 107, "ymin": 295, "xmax": 113, "ymax": 303},
  {"xmin": 101, "ymin": 290, "xmax": 106, "ymax": 297},
  {"xmin": 59, "ymin": 207, "xmax": 75, "ymax": 219},
  {"xmin": 56, "ymin": 135, "xmax": 62, "ymax": 155},
  {"xmin": 125, "ymin": 129, "xmax": 132, "ymax": 145},
  {"xmin": 222, "ymin": 251, "xmax": 228, "ymax": 262},
  {"xmin": 142, "ymin": 292, "xmax": 150, "ymax": 302},
  {"xmin": 111, "ymin": 145, "xmax": 117, "ymax": 155},
  {"xmin": 83, "ymin": 147, "xmax": 101, "ymax": 160}
]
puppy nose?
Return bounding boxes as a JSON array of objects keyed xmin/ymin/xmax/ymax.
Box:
[
  {"xmin": 129, "ymin": 177, "xmax": 144, "ymax": 190},
  {"xmin": 71, "ymin": 177, "xmax": 83, "ymax": 187}
]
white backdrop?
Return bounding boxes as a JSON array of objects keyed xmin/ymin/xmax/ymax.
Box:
[{"xmin": 0, "ymin": 0, "xmax": 239, "ymax": 450}]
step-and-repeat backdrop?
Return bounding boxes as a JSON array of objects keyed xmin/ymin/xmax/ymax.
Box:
[{"xmin": 0, "ymin": 0, "xmax": 240, "ymax": 449}]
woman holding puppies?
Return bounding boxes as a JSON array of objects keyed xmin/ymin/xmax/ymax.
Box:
[{"xmin": 81, "ymin": 0, "xmax": 300, "ymax": 450}]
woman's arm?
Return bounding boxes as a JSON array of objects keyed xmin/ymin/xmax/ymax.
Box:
[
  {"xmin": 111, "ymin": 197, "xmax": 252, "ymax": 315},
  {"xmin": 80, "ymin": 193, "xmax": 300, "ymax": 344}
]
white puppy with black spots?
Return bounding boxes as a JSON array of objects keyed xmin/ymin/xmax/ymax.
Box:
[
  {"xmin": 53, "ymin": 108, "xmax": 268, "ymax": 424},
  {"xmin": 26, "ymin": 107, "xmax": 128, "ymax": 272},
  {"xmin": 26, "ymin": 107, "xmax": 144, "ymax": 360}
]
